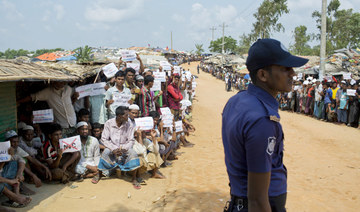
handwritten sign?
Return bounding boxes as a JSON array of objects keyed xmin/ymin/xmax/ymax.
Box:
[
  {"xmin": 324, "ymin": 75, "xmax": 333, "ymax": 82},
  {"xmin": 102, "ymin": 63, "xmax": 118, "ymax": 78},
  {"xmin": 162, "ymin": 114, "xmax": 174, "ymax": 128},
  {"xmin": 135, "ymin": 117, "xmax": 154, "ymax": 130},
  {"xmin": 150, "ymin": 80, "xmax": 161, "ymax": 91},
  {"xmin": 347, "ymin": 89, "xmax": 356, "ymax": 96},
  {"xmin": 121, "ymin": 50, "xmax": 137, "ymax": 62},
  {"xmin": 0, "ymin": 141, "xmax": 11, "ymax": 162},
  {"xmin": 153, "ymin": 72, "xmax": 166, "ymax": 82},
  {"xmin": 180, "ymin": 100, "xmax": 192, "ymax": 107},
  {"xmin": 160, "ymin": 61, "xmax": 170, "ymax": 67},
  {"xmin": 112, "ymin": 93, "xmax": 132, "ymax": 107},
  {"xmin": 192, "ymin": 82, "xmax": 197, "ymax": 89},
  {"xmin": 350, "ymin": 79, "xmax": 356, "ymax": 85},
  {"xmin": 127, "ymin": 63, "xmax": 140, "ymax": 75},
  {"xmin": 174, "ymin": 66, "xmax": 181, "ymax": 74},
  {"xmin": 343, "ymin": 73, "xmax": 352, "ymax": 80},
  {"xmin": 175, "ymin": 120, "xmax": 183, "ymax": 132},
  {"xmin": 33, "ymin": 109, "xmax": 54, "ymax": 124},
  {"xmin": 76, "ymin": 83, "xmax": 106, "ymax": 98},
  {"xmin": 297, "ymin": 73, "xmax": 303, "ymax": 79},
  {"xmin": 60, "ymin": 135, "xmax": 81, "ymax": 153},
  {"xmin": 160, "ymin": 107, "xmax": 172, "ymax": 116},
  {"xmin": 162, "ymin": 65, "xmax": 172, "ymax": 71}
]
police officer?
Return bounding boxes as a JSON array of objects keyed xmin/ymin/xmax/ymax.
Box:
[{"xmin": 222, "ymin": 38, "xmax": 308, "ymax": 212}]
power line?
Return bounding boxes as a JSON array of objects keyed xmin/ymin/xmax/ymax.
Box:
[{"xmin": 209, "ymin": 26, "xmax": 217, "ymax": 41}]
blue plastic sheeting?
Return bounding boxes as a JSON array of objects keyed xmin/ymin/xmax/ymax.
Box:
[
  {"xmin": 244, "ymin": 74, "xmax": 250, "ymax": 79},
  {"xmin": 56, "ymin": 55, "xmax": 77, "ymax": 61}
]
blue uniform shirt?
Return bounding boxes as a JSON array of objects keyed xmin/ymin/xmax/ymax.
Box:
[{"xmin": 222, "ymin": 84, "xmax": 287, "ymax": 197}]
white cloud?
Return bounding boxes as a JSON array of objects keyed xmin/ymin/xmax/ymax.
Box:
[
  {"xmin": 0, "ymin": 0, "xmax": 23, "ymax": 20},
  {"xmin": 84, "ymin": 0, "xmax": 144, "ymax": 22},
  {"xmin": 215, "ymin": 5, "xmax": 238, "ymax": 23},
  {"xmin": 288, "ymin": 0, "xmax": 319, "ymax": 11},
  {"xmin": 172, "ymin": 14, "xmax": 185, "ymax": 23},
  {"xmin": 54, "ymin": 5, "xmax": 65, "ymax": 20}
]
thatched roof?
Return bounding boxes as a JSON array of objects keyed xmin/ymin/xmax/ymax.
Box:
[
  {"xmin": 38, "ymin": 62, "xmax": 102, "ymax": 79},
  {"xmin": 0, "ymin": 60, "xmax": 79, "ymax": 82}
]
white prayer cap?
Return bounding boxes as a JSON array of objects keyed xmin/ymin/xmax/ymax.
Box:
[
  {"xmin": 18, "ymin": 122, "xmax": 27, "ymax": 130},
  {"xmin": 341, "ymin": 80, "xmax": 346, "ymax": 84},
  {"xmin": 303, "ymin": 81, "xmax": 309, "ymax": 85},
  {"xmin": 23, "ymin": 125, "xmax": 34, "ymax": 131},
  {"xmin": 312, "ymin": 79, "xmax": 317, "ymax": 83},
  {"xmin": 5, "ymin": 130, "xmax": 18, "ymax": 140},
  {"xmin": 316, "ymin": 79, "xmax": 322, "ymax": 82},
  {"xmin": 76, "ymin": 121, "xmax": 88, "ymax": 129},
  {"xmin": 129, "ymin": 104, "xmax": 140, "ymax": 111}
]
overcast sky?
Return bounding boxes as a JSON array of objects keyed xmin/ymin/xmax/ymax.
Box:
[{"xmin": 0, "ymin": 0, "xmax": 358, "ymax": 52}]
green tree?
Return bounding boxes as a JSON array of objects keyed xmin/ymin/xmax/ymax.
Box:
[
  {"xmin": 195, "ymin": 44, "xmax": 204, "ymax": 55},
  {"xmin": 251, "ymin": 0, "xmax": 289, "ymax": 39},
  {"xmin": 312, "ymin": 0, "xmax": 360, "ymax": 54},
  {"xmin": 290, "ymin": 25, "xmax": 311, "ymax": 55},
  {"xmin": 238, "ymin": 33, "xmax": 252, "ymax": 54},
  {"xmin": 74, "ymin": 45, "xmax": 93, "ymax": 63},
  {"xmin": 34, "ymin": 48, "xmax": 64, "ymax": 57},
  {"xmin": 209, "ymin": 36, "xmax": 237, "ymax": 53}
]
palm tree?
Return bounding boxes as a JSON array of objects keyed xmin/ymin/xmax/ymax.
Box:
[
  {"xmin": 74, "ymin": 45, "xmax": 93, "ymax": 63},
  {"xmin": 195, "ymin": 44, "xmax": 204, "ymax": 55}
]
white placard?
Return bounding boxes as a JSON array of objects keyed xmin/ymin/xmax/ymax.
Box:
[
  {"xmin": 59, "ymin": 135, "xmax": 82, "ymax": 153},
  {"xmin": 90, "ymin": 82, "xmax": 107, "ymax": 96},
  {"xmin": 162, "ymin": 114, "xmax": 174, "ymax": 128},
  {"xmin": 174, "ymin": 66, "xmax": 181, "ymax": 74},
  {"xmin": 33, "ymin": 109, "xmax": 54, "ymax": 124},
  {"xmin": 0, "ymin": 141, "xmax": 11, "ymax": 162},
  {"xmin": 180, "ymin": 100, "xmax": 192, "ymax": 107},
  {"xmin": 185, "ymin": 71, "xmax": 192, "ymax": 80},
  {"xmin": 76, "ymin": 83, "xmax": 107, "ymax": 98},
  {"xmin": 126, "ymin": 63, "xmax": 140, "ymax": 75},
  {"xmin": 162, "ymin": 65, "xmax": 172, "ymax": 71},
  {"xmin": 347, "ymin": 89, "xmax": 356, "ymax": 96},
  {"xmin": 112, "ymin": 93, "xmax": 132, "ymax": 107},
  {"xmin": 102, "ymin": 63, "xmax": 119, "ymax": 78},
  {"xmin": 153, "ymin": 72, "xmax": 166, "ymax": 82},
  {"xmin": 324, "ymin": 75, "xmax": 333, "ymax": 82},
  {"xmin": 160, "ymin": 61, "xmax": 170, "ymax": 67},
  {"xmin": 192, "ymin": 82, "xmax": 197, "ymax": 88},
  {"xmin": 160, "ymin": 107, "xmax": 172, "ymax": 115},
  {"xmin": 350, "ymin": 79, "xmax": 356, "ymax": 85},
  {"xmin": 121, "ymin": 50, "xmax": 137, "ymax": 62},
  {"xmin": 175, "ymin": 120, "xmax": 183, "ymax": 132},
  {"xmin": 297, "ymin": 73, "xmax": 303, "ymax": 79},
  {"xmin": 343, "ymin": 73, "xmax": 352, "ymax": 80},
  {"xmin": 150, "ymin": 80, "xmax": 161, "ymax": 91},
  {"xmin": 294, "ymin": 86, "xmax": 299, "ymax": 91},
  {"xmin": 135, "ymin": 117, "xmax": 154, "ymax": 130}
]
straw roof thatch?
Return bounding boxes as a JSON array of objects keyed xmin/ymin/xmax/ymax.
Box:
[
  {"xmin": 38, "ymin": 62, "xmax": 103, "ymax": 79},
  {"xmin": 0, "ymin": 60, "xmax": 79, "ymax": 82}
]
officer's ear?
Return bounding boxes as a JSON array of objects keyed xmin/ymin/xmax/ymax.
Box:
[{"xmin": 257, "ymin": 68, "xmax": 271, "ymax": 83}]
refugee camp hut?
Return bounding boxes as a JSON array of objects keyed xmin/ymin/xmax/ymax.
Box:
[{"xmin": 0, "ymin": 60, "xmax": 80, "ymax": 140}]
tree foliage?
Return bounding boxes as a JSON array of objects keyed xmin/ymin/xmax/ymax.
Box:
[
  {"xmin": 312, "ymin": 0, "xmax": 360, "ymax": 54},
  {"xmin": 195, "ymin": 44, "xmax": 204, "ymax": 55},
  {"xmin": 251, "ymin": 0, "xmax": 289, "ymax": 39},
  {"xmin": 74, "ymin": 45, "xmax": 93, "ymax": 63},
  {"xmin": 238, "ymin": 33, "xmax": 253, "ymax": 55},
  {"xmin": 209, "ymin": 36, "xmax": 237, "ymax": 53},
  {"xmin": 289, "ymin": 25, "xmax": 312, "ymax": 55}
]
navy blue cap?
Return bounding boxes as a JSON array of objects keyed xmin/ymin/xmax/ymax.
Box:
[{"xmin": 246, "ymin": 38, "xmax": 309, "ymax": 72}]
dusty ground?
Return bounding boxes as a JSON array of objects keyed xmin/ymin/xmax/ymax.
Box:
[{"xmin": 16, "ymin": 62, "xmax": 360, "ymax": 211}]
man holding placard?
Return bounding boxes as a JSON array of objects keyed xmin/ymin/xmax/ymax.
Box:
[
  {"xmin": 98, "ymin": 106, "xmax": 142, "ymax": 189},
  {"xmin": 40, "ymin": 124, "xmax": 80, "ymax": 183},
  {"xmin": 139, "ymin": 75, "xmax": 157, "ymax": 117},
  {"xmin": 167, "ymin": 74, "xmax": 183, "ymax": 120},
  {"xmin": 105, "ymin": 71, "xmax": 132, "ymax": 119}
]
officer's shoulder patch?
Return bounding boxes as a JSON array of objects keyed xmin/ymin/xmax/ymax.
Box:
[
  {"xmin": 269, "ymin": 115, "xmax": 280, "ymax": 122},
  {"xmin": 266, "ymin": 136, "xmax": 276, "ymax": 155}
]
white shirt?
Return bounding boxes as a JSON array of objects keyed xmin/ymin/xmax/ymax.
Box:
[
  {"xmin": 105, "ymin": 86, "xmax": 131, "ymax": 119},
  {"xmin": 19, "ymin": 136, "xmax": 42, "ymax": 157},
  {"xmin": 31, "ymin": 85, "xmax": 76, "ymax": 128},
  {"xmin": 315, "ymin": 84, "xmax": 323, "ymax": 101},
  {"xmin": 79, "ymin": 136, "xmax": 100, "ymax": 167}
]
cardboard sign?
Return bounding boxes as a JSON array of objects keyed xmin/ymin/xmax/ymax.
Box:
[
  {"xmin": 350, "ymin": 79, "xmax": 356, "ymax": 85},
  {"xmin": 343, "ymin": 73, "xmax": 352, "ymax": 80},
  {"xmin": 160, "ymin": 61, "xmax": 170, "ymax": 67},
  {"xmin": 33, "ymin": 109, "xmax": 54, "ymax": 124},
  {"xmin": 150, "ymin": 80, "xmax": 161, "ymax": 91},
  {"xmin": 112, "ymin": 93, "xmax": 132, "ymax": 106},
  {"xmin": 175, "ymin": 120, "xmax": 183, "ymax": 132},
  {"xmin": 0, "ymin": 141, "xmax": 11, "ymax": 162},
  {"xmin": 347, "ymin": 89, "xmax": 356, "ymax": 96},
  {"xmin": 162, "ymin": 65, "xmax": 172, "ymax": 71},
  {"xmin": 126, "ymin": 63, "xmax": 140, "ymax": 75},
  {"xmin": 162, "ymin": 114, "xmax": 174, "ymax": 128},
  {"xmin": 153, "ymin": 71, "xmax": 166, "ymax": 82},
  {"xmin": 180, "ymin": 100, "xmax": 192, "ymax": 107},
  {"xmin": 76, "ymin": 82, "xmax": 106, "ymax": 99},
  {"xmin": 121, "ymin": 50, "xmax": 137, "ymax": 62},
  {"xmin": 173, "ymin": 66, "xmax": 181, "ymax": 74},
  {"xmin": 160, "ymin": 107, "xmax": 172, "ymax": 115},
  {"xmin": 60, "ymin": 135, "xmax": 82, "ymax": 153},
  {"xmin": 102, "ymin": 63, "xmax": 118, "ymax": 78},
  {"xmin": 135, "ymin": 117, "xmax": 154, "ymax": 130}
]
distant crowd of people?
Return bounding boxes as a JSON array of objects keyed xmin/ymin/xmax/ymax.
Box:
[{"xmin": 0, "ymin": 55, "xmax": 197, "ymax": 209}]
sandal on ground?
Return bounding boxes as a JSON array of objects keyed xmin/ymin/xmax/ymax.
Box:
[
  {"xmin": 136, "ymin": 177, "xmax": 147, "ymax": 185},
  {"xmin": 1, "ymin": 197, "xmax": 31, "ymax": 208},
  {"xmin": 91, "ymin": 175, "xmax": 100, "ymax": 184},
  {"xmin": 132, "ymin": 182, "xmax": 141, "ymax": 190}
]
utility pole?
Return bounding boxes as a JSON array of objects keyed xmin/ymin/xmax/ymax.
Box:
[
  {"xmin": 319, "ymin": 0, "xmax": 327, "ymax": 81},
  {"xmin": 171, "ymin": 31, "xmax": 173, "ymax": 52},
  {"xmin": 209, "ymin": 26, "xmax": 216, "ymax": 41},
  {"xmin": 219, "ymin": 22, "xmax": 228, "ymax": 54}
]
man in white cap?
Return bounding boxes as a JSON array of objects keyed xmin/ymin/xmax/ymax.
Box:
[
  {"xmin": 128, "ymin": 104, "xmax": 140, "ymax": 128},
  {"xmin": 74, "ymin": 122, "xmax": 101, "ymax": 183},
  {"xmin": 19, "ymin": 125, "xmax": 42, "ymax": 157}
]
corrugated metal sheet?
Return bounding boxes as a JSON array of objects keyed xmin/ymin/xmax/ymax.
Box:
[{"xmin": 0, "ymin": 82, "xmax": 16, "ymax": 141}]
